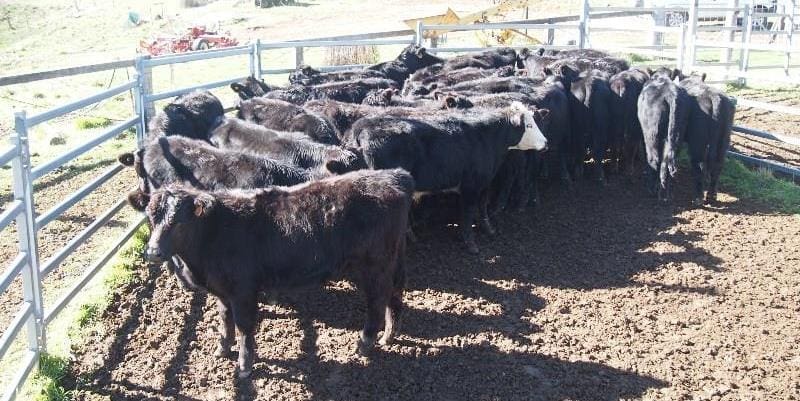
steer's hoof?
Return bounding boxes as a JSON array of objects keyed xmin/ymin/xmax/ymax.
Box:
[
  {"xmin": 356, "ymin": 339, "xmax": 374, "ymax": 357},
  {"xmin": 237, "ymin": 368, "xmax": 252, "ymax": 379},
  {"xmin": 377, "ymin": 335, "xmax": 393, "ymax": 346},
  {"xmin": 691, "ymin": 197, "xmax": 704, "ymax": 207},
  {"xmin": 214, "ymin": 345, "xmax": 232, "ymax": 359},
  {"xmin": 705, "ymin": 194, "xmax": 718, "ymax": 205}
]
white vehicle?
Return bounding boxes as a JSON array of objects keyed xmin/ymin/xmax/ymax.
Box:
[{"xmin": 644, "ymin": 0, "xmax": 778, "ymax": 27}]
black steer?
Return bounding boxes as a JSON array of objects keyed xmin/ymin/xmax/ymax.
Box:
[
  {"xmin": 402, "ymin": 65, "xmax": 516, "ymax": 96},
  {"xmin": 637, "ymin": 74, "xmax": 692, "ymax": 201},
  {"xmin": 231, "ymin": 76, "xmax": 277, "ymax": 101},
  {"xmin": 236, "ymin": 97, "xmax": 340, "ymax": 144},
  {"xmin": 365, "ymin": 45, "xmax": 444, "ymax": 87},
  {"xmin": 441, "ymin": 47, "xmax": 518, "ymax": 70},
  {"xmin": 207, "ymin": 118, "xmax": 364, "ymax": 174},
  {"xmin": 118, "ymin": 136, "xmax": 325, "ymax": 197},
  {"xmin": 263, "ymin": 78, "xmax": 398, "ymax": 105},
  {"xmin": 148, "ymin": 90, "xmax": 224, "ymax": 141},
  {"xmin": 347, "ymin": 103, "xmax": 549, "ymax": 253},
  {"xmin": 608, "ymin": 68, "xmax": 650, "ymax": 176},
  {"xmin": 130, "ymin": 169, "xmax": 413, "ymax": 378},
  {"xmin": 569, "ymin": 69, "xmax": 613, "ymax": 182},
  {"xmin": 289, "ymin": 64, "xmax": 387, "ymax": 85},
  {"xmin": 678, "ymin": 74, "xmax": 735, "ymax": 205}
]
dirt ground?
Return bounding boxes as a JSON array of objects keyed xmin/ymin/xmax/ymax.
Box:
[
  {"xmin": 731, "ymin": 88, "xmax": 800, "ymax": 171},
  {"xmin": 70, "ymin": 170, "xmax": 800, "ymax": 401}
]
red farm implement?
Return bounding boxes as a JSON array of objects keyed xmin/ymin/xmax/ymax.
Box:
[{"xmin": 139, "ymin": 25, "xmax": 239, "ymax": 56}]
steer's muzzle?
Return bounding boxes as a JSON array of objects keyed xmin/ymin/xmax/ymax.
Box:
[{"xmin": 144, "ymin": 247, "xmax": 165, "ymax": 264}]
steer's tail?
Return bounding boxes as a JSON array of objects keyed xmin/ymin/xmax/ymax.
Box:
[{"xmin": 662, "ymin": 86, "xmax": 685, "ymax": 180}]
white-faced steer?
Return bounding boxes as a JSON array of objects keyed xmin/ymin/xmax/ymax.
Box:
[
  {"xmin": 129, "ymin": 169, "xmax": 414, "ymax": 379},
  {"xmin": 347, "ymin": 102, "xmax": 549, "ymax": 253}
]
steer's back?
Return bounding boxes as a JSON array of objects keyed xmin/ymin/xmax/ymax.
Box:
[{"xmin": 233, "ymin": 169, "xmax": 414, "ymax": 288}]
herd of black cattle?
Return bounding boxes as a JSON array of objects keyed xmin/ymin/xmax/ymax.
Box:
[{"xmin": 118, "ymin": 44, "xmax": 736, "ymax": 379}]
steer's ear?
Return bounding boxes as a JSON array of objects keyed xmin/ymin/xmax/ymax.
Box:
[
  {"xmin": 118, "ymin": 152, "xmax": 135, "ymax": 166},
  {"xmin": 700, "ymin": 72, "xmax": 707, "ymax": 82},
  {"xmin": 192, "ymin": 193, "xmax": 216, "ymax": 218},
  {"xmin": 646, "ymin": 68, "xmax": 654, "ymax": 77},
  {"xmin": 534, "ymin": 108, "xmax": 551, "ymax": 125},
  {"xmin": 415, "ymin": 47, "xmax": 427, "ymax": 57},
  {"xmin": 536, "ymin": 47, "xmax": 546, "ymax": 56},
  {"xmin": 670, "ymin": 68, "xmax": 682, "ymax": 80},
  {"xmin": 543, "ymin": 67, "xmax": 553, "ymax": 76},
  {"xmin": 508, "ymin": 103, "xmax": 526, "ymax": 127},
  {"xmin": 127, "ymin": 189, "xmax": 150, "ymax": 212},
  {"xmin": 230, "ymin": 83, "xmax": 246, "ymax": 93}
]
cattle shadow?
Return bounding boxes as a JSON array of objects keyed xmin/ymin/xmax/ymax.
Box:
[
  {"xmin": 240, "ymin": 342, "xmax": 667, "ymax": 401},
  {"xmin": 72, "ymin": 263, "xmax": 162, "ymax": 386},
  {"xmin": 72, "ymin": 264, "xmax": 209, "ymax": 401},
  {"xmin": 408, "ymin": 175, "xmax": 725, "ymax": 292}
]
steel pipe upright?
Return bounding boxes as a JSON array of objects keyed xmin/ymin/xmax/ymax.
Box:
[
  {"xmin": 12, "ymin": 113, "xmax": 44, "ymax": 353},
  {"xmin": 416, "ymin": 21, "xmax": 424, "ymax": 46},
  {"xmin": 579, "ymin": 0, "xmax": 590, "ymax": 49},
  {"xmin": 786, "ymin": 0, "xmax": 796, "ymax": 76},
  {"xmin": 688, "ymin": 0, "xmax": 699, "ymax": 71},
  {"xmin": 254, "ymin": 39, "xmax": 263, "ymax": 79}
]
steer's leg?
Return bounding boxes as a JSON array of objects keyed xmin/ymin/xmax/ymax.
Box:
[
  {"xmin": 231, "ymin": 294, "xmax": 258, "ymax": 379},
  {"xmin": 215, "ymin": 297, "xmax": 235, "ymax": 358},
  {"xmin": 478, "ymin": 190, "xmax": 496, "ymax": 236},
  {"xmin": 460, "ymin": 190, "xmax": 480, "ymax": 254},
  {"xmin": 688, "ymin": 141, "xmax": 705, "ymax": 206},
  {"xmin": 358, "ymin": 264, "xmax": 390, "ymax": 356},
  {"xmin": 380, "ymin": 241, "xmax": 406, "ymax": 346}
]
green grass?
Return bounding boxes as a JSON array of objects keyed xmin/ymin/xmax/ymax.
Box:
[
  {"xmin": 31, "ymin": 354, "xmax": 72, "ymax": 401},
  {"xmin": 628, "ymin": 53, "xmax": 652, "ymax": 63},
  {"xmin": 74, "ymin": 117, "xmax": 114, "ymax": 130},
  {"xmin": 25, "ymin": 224, "xmax": 150, "ymax": 401},
  {"xmin": 677, "ymin": 149, "xmax": 799, "ymax": 214},
  {"xmin": 719, "ymin": 158, "xmax": 800, "ymax": 214}
]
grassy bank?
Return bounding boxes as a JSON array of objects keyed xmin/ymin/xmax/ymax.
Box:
[{"xmin": 24, "ymin": 225, "xmax": 149, "ymax": 401}]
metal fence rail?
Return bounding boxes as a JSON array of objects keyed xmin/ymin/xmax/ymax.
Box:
[{"xmin": 2, "ymin": 3, "xmax": 800, "ymax": 399}]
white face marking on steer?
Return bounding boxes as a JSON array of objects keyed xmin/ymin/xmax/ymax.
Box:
[{"xmin": 509, "ymin": 105, "xmax": 548, "ymax": 151}]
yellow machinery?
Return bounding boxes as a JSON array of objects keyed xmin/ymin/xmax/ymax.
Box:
[{"xmin": 404, "ymin": 0, "xmax": 541, "ymax": 47}]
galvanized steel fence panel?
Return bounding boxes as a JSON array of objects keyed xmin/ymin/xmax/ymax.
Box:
[{"xmin": 2, "ymin": 7, "xmax": 800, "ymax": 400}]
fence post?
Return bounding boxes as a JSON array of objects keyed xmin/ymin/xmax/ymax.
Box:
[
  {"xmin": 295, "ymin": 47, "xmax": 304, "ymax": 69},
  {"xmin": 688, "ymin": 0, "xmax": 699, "ymax": 72},
  {"xmin": 786, "ymin": 0, "xmax": 796, "ymax": 76},
  {"xmin": 135, "ymin": 56, "xmax": 155, "ymax": 135},
  {"xmin": 579, "ymin": 0, "xmax": 589, "ymax": 49},
  {"xmin": 547, "ymin": 18, "xmax": 555, "ymax": 45},
  {"xmin": 721, "ymin": 0, "xmax": 738, "ymax": 69},
  {"xmin": 678, "ymin": 23, "xmax": 687, "ymax": 71},
  {"xmin": 740, "ymin": 4, "xmax": 753, "ymax": 85},
  {"xmin": 254, "ymin": 39, "xmax": 263, "ymax": 80},
  {"xmin": 415, "ymin": 21, "xmax": 424, "ymax": 46},
  {"xmin": 12, "ymin": 112, "xmax": 45, "ymax": 354},
  {"xmin": 248, "ymin": 42, "xmax": 256, "ymax": 77}
]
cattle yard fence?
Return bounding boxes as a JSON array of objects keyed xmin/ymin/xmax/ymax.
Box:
[{"xmin": 1, "ymin": 2, "xmax": 800, "ymax": 399}]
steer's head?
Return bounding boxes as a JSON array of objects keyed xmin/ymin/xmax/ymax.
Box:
[
  {"xmin": 398, "ymin": 45, "xmax": 444, "ymax": 71},
  {"xmin": 507, "ymin": 102, "xmax": 549, "ymax": 152},
  {"xmin": 231, "ymin": 76, "xmax": 272, "ymax": 101},
  {"xmin": 129, "ymin": 187, "xmax": 216, "ymax": 264}
]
